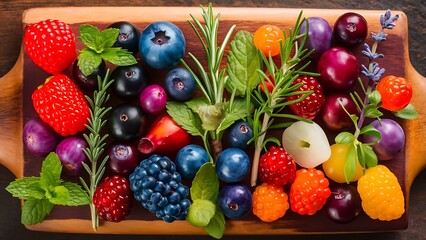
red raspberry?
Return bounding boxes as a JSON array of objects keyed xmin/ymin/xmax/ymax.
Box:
[
  {"xmin": 24, "ymin": 19, "xmax": 77, "ymax": 74},
  {"xmin": 252, "ymin": 182, "xmax": 289, "ymax": 222},
  {"xmin": 93, "ymin": 176, "xmax": 132, "ymax": 222},
  {"xmin": 289, "ymin": 168, "xmax": 331, "ymax": 215},
  {"xmin": 258, "ymin": 146, "xmax": 296, "ymax": 186},
  {"xmin": 287, "ymin": 76, "xmax": 325, "ymax": 120},
  {"xmin": 32, "ymin": 74, "xmax": 90, "ymax": 136}
]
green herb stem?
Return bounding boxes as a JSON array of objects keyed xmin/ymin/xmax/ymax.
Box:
[{"xmin": 250, "ymin": 111, "xmax": 271, "ymax": 186}]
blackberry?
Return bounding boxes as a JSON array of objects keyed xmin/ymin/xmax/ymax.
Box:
[{"xmin": 129, "ymin": 155, "xmax": 191, "ymax": 223}]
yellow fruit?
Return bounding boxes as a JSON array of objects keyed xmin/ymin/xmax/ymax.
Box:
[
  {"xmin": 357, "ymin": 165, "xmax": 405, "ymax": 221},
  {"xmin": 322, "ymin": 144, "xmax": 363, "ymax": 183}
]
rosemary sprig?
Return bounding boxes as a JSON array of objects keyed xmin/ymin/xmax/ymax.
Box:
[{"xmin": 80, "ymin": 70, "xmax": 114, "ymax": 231}]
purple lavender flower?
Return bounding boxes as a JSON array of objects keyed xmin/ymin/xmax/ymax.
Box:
[
  {"xmin": 361, "ymin": 62, "xmax": 385, "ymax": 82},
  {"xmin": 371, "ymin": 31, "xmax": 388, "ymax": 42},
  {"xmin": 380, "ymin": 10, "xmax": 399, "ymax": 29},
  {"xmin": 362, "ymin": 43, "xmax": 384, "ymax": 60}
]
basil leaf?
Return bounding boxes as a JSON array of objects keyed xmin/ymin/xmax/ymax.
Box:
[
  {"xmin": 190, "ymin": 163, "xmax": 219, "ymax": 202},
  {"xmin": 344, "ymin": 144, "xmax": 357, "ymax": 183},
  {"xmin": 335, "ymin": 132, "xmax": 355, "ymax": 144},
  {"xmin": 394, "ymin": 103, "xmax": 418, "ymax": 120},
  {"xmin": 61, "ymin": 182, "xmax": 91, "ymax": 206},
  {"xmin": 40, "ymin": 152, "xmax": 62, "ymax": 189},
  {"xmin": 362, "ymin": 144, "xmax": 378, "ymax": 168},
  {"xmin": 360, "ymin": 125, "xmax": 381, "ymax": 145},
  {"xmin": 77, "ymin": 48, "xmax": 102, "ymax": 76},
  {"xmin": 166, "ymin": 101, "xmax": 204, "ymax": 137},
  {"xmin": 5, "ymin": 177, "xmax": 41, "ymax": 200},
  {"xmin": 368, "ymin": 90, "xmax": 381, "ymax": 106},
  {"xmin": 364, "ymin": 103, "xmax": 383, "ymax": 118},
  {"xmin": 203, "ymin": 208, "xmax": 225, "ymax": 239},
  {"xmin": 186, "ymin": 199, "xmax": 216, "ymax": 227},
  {"xmin": 101, "ymin": 47, "xmax": 137, "ymax": 66},
  {"xmin": 21, "ymin": 198, "xmax": 54, "ymax": 225}
]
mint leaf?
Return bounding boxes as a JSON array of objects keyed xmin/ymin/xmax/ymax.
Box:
[
  {"xmin": 40, "ymin": 152, "xmax": 62, "ymax": 189},
  {"xmin": 100, "ymin": 28, "xmax": 120, "ymax": 49},
  {"xmin": 186, "ymin": 199, "xmax": 216, "ymax": 227},
  {"xmin": 186, "ymin": 98, "xmax": 225, "ymax": 131},
  {"xmin": 394, "ymin": 103, "xmax": 418, "ymax": 120},
  {"xmin": 335, "ymin": 132, "xmax": 355, "ymax": 145},
  {"xmin": 203, "ymin": 208, "xmax": 225, "ymax": 239},
  {"xmin": 344, "ymin": 144, "xmax": 357, "ymax": 183},
  {"xmin": 226, "ymin": 30, "xmax": 261, "ymax": 96},
  {"xmin": 26, "ymin": 182, "xmax": 46, "ymax": 200},
  {"xmin": 21, "ymin": 198, "xmax": 54, "ymax": 225},
  {"xmin": 61, "ymin": 182, "xmax": 90, "ymax": 206},
  {"xmin": 77, "ymin": 48, "xmax": 102, "ymax": 76},
  {"xmin": 101, "ymin": 47, "xmax": 137, "ymax": 66},
  {"xmin": 79, "ymin": 24, "xmax": 101, "ymax": 51},
  {"xmin": 6, "ymin": 177, "xmax": 40, "ymax": 199},
  {"xmin": 217, "ymin": 99, "xmax": 247, "ymax": 134},
  {"xmin": 190, "ymin": 163, "xmax": 219, "ymax": 202},
  {"xmin": 166, "ymin": 101, "xmax": 204, "ymax": 137},
  {"xmin": 48, "ymin": 186, "xmax": 71, "ymax": 205}
]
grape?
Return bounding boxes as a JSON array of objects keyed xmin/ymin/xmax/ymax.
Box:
[
  {"xmin": 108, "ymin": 142, "xmax": 140, "ymax": 177},
  {"xmin": 55, "ymin": 136, "xmax": 89, "ymax": 176},
  {"xmin": 23, "ymin": 118, "xmax": 60, "ymax": 157},
  {"xmin": 299, "ymin": 17, "xmax": 333, "ymax": 59},
  {"xmin": 325, "ymin": 184, "xmax": 361, "ymax": 223}
]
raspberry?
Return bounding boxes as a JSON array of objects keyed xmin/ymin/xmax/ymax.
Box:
[
  {"xmin": 129, "ymin": 155, "xmax": 191, "ymax": 223},
  {"xmin": 357, "ymin": 165, "xmax": 405, "ymax": 221},
  {"xmin": 287, "ymin": 75, "xmax": 325, "ymax": 120},
  {"xmin": 93, "ymin": 176, "xmax": 132, "ymax": 222},
  {"xmin": 289, "ymin": 168, "xmax": 330, "ymax": 215},
  {"xmin": 252, "ymin": 182, "xmax": 289, "ymax": 222},
  {"xmin": 258, "ymin": 146, "xmax": 296, "ymax": 186}
]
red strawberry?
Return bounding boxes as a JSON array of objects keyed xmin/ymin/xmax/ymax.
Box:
[
  {"xmin": 93, "ymin": 176, "xmax": 132, "ymax": 222},
  {"xmin": 24, "ymin": 19, "xmax": 77, "ymax": 74},
  {"xmin": 287, "ymin": 76, "xmax": 325, "ymax": 120},
  {"xmin": 258, "ymin": 146, "xmax": 296, "ymax": 186},
  {"xmin": 32, "ymin": 74, "xmax": 90, "ymax": 136}
]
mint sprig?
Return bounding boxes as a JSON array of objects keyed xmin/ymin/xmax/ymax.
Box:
[
  {"xmin": 77, "ymin": 24, "xmax": 137, "ymax": 76},
  {"xmin": 5, "ymin": 152, "xmax": 90, "ymax": 225}
]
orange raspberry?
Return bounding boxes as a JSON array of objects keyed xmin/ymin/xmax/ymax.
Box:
[
  {"xmin": 252, "ymin": 182, "xmax": 289, "ymax": 222},
  {"xmin": 289, "ymin": 168, "xmax": 331, "ymax": 215}
]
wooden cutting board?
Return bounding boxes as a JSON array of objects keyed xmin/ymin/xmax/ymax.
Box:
[{"xmin": 0, "ymin": 6, "xmax": 425, "ymax": 235}]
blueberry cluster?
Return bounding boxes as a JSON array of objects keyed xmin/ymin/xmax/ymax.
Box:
[{"xmin": 129, "ymin": 155, "xmax": 191, "ymax": 223}]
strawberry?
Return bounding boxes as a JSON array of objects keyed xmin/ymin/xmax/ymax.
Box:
[
  {"xmin": 93, "ymin": 176, "xmax": 132, "ymax": 222},
  {"xmin": 32, "ymin": 74, "xmax": 90, "ymax": 136},
  {"xmin": 258, "ymin": 146, "xmax": 296, "ymax": 186},
  {"xmin": 287, "ymin": 75, "xmax": 325, "ymax": 120},
  {"xmin": 24, "ymin": 19, "xmax": 77, "ymax": 74},
  {"xmin": 289, "ymin": 168, "xmax": 330, "ymax": 215}
]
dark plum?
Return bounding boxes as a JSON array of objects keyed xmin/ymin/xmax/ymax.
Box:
[
  {"xmin": 226, "ymin": 120, "xmax": 254, "ymax": 150},
  {"xmin": 139, "ymin": 84, "xmax": 167, "ymax": 115},
  {"xmin": 55, "ymin": 136, "xmax": 88, "ymax": 176},
  {"xmin": 109, "ymin": 103, "xmax": 146, "ymax": 141},
  {"xmin": 299, "ymin": 17, "xmax": 333, "ymax": 59},
  {"xmin": 108, "ymin": 21, "xmax": 140, "ymax": 54},
  {"xmin": 333, "ymin": 12, "xmax": 368, "ymax": 48},
  {"xmin": 321, "ymin": 93, "xmax": 359, "ymax": 131},
  {"xmin": 164, "ymin": 68, "xmax": 197, "ymax": 102},
  {"xmin": 23, "ymin": 118, "xmax": 61, "ymax": 157},
  {"xmin": 218, "ymin": 183, "xmax": 252, "ymax": 219},
  {"xmin": 111, "ymin": 63, "xmax": 148, "ymax": 99},
  {"xmin": 325, "ymin": 184, "xmax": 361, "ymax": 224},
  {"xmin": 107, "ymin": 142, "xmax": 140, "ymax": 177},
  {"xmin": 72, "ymin": 60, "xmax": 106, "ymax": 91}
]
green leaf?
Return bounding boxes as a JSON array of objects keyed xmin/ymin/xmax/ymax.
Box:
[
  {"xmin": 26, "ymin": 182, "xmax": 46, "ymax": 200},
  {"xmin": 216, "ymin": 99, "xmax": 247, "ymax": 134},
  {"xmin": 21, "ymin": 198, "xmax": 54, "ymax": 225},
  {"xmin": 364, "ymin": 103, "xmax": 383, "ymax": 118},
  {"xmin": 190, "ymin": 162, "xmax": 219, "ymax": 202},
  {"xmin": 61, "ymin": 182, "xmax": 90, "ymax": 206},
  {"xmin": 77, "ymin": 48, "xmax": 103, "ymax": 76},
  {"xmin": 203, "ymin": 208, "xmax": 225, "ymax": 239},
  {"xmin": 356, "ymin": 142, "xmax": 366, "ymax": 168},
  {"xmin": 368, "ymin": 90, "xmax": 381, "ymax": 105},
  {"xmin": 40, "ymin": 152, "xmax": 62, "ymax": 189},
  {"xmin": 101, "ymin": 47, "xmax": 137, "ymax": 66},
  {"xmin": 225, "ymin": 30, "xmax": 261, "ymax": 96},
  {"xmin": 79, "ymin": 24, "xmax": 101, "ymax": 51},
  {"xmin": 335, "ymin": 132, "xmax": 355, "ymax": 145},
  {"xmin": 186, "ymin": 199, "xmax": 216, "ymax": 227},
  {"xmin": 48, "ymin": 186, "xmax": 70, "ymax": 205},
  {"xmin": 394, "ymin": 103, "xmax": 418, "ymax": 120},
  {"xmin": 100, "ymin": 28, "xmax": 120, "ymax": 49},
  {"xmin": 5, "ymin": 177, "xmax": 41, "ymax": 199},
  {"xmin": 360, "ymin": 125, "xmax": 381, "ymax": 145},
  {"xmin": 361, "ymin": 144, "xmax": 378, "ymax": 168},
  {"xmin": 344, "ymin": 144, "xmax": 357, "ymax": 183},
  {"xmin": 186, "ymin": 98, "xmax": 225, "ymax": 131},
  {"xmin": 166, "ymin": 101, "xmax": 204, "ymax": 137}
]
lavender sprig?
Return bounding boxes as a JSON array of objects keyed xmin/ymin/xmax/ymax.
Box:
[
  {"xmin": 380, "ymin": 10, "xmax": 400, "ymax": 29},
  {"xmin": 361, "ymin": 62, "xmax": 386, "ymax": 83},
  {"xmin": 362, "ymin": 43, "xmax": 384, "ymax": 60}
]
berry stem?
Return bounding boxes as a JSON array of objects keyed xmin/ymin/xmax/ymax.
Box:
[{"xmin": 251, "ymin": 111, "xmax": 271, "ymax": 186}]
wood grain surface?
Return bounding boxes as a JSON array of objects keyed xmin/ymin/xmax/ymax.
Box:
[{"xmin": 0, "ymin": 1, "xmax": 425, "ymax": 240}]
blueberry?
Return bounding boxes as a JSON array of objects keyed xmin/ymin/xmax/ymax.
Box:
[
  {"xmin": 216, "ymin": 148, "xmax": 250, "ymax": 183},
  {"xmin": 168, "ymin": 192, "xmax": 181, "ymax": 204},
  {"xmin": 111, "ymin": 64, "xmax": 148, "ymax": 99},
  {"xmin": 141, "ymin": 176, "xmax": 156, "ymax": 189},
  {"xmin": 164, "ymin": 68, "xmax": 197, "ymax": 101},
  {"xmin": 108, "ymin": 21, "xmax": 140, "ymax": 54},
  {"xmin": 164, "ymin": 204, "xmax": 181, "ymax": 217},
  {"xmin": 226, "ymin": 120, "xmax": 254, "ymax": 150},
  {"xmin": 175, "ymin": 144, "xmax": 209, "ymax": 179},
  {"xmin": 218, "ymin": 183, "xmax": 253, "ymax": 219}
]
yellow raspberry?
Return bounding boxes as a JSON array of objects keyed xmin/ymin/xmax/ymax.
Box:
[
  {"xmin": 357, "ymin": 165, "xmax": 405, "ymax": 221},
  {"xmin": 252, "ymin": 182, "xmax": 289, "ymax": 222}
]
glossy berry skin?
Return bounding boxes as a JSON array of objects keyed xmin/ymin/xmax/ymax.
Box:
[
  {"xmin": 259, "ymin": 146, "xmax": 296, "ymax": 186},
  {"xmin": 55, "ymin": 136, "xmax": 88, "ymax": 176},
  {"xmin": 164, "ymin": 68, "xmax": 197, "ymax": 102},
  {"xmin": 218, "ymin": 184, "xmax": 252, "ymax": 219},
  {"xmin": 317, "ymin": 47, "xmax": 360, "ymax": 91},
  {"xmin": 253, "ymin": 25, "xmax": 284, "ymax": 57},
  {"xmin": 175, "ymin": 144, "xmax": 209, "ymax": 179},
  {"xmin": 252, "ymin": 183, "xmax": 289, "ymax": 222},
  {"xmin": 32, "ymin": 74, "xmax": 90, "ymax": 136},
  {"xmin": 226, "ymin": 120, "xmax": 254, "ymax": 150},
  {"xmin": 333, "ymin": 12, "xmax": 368, "ymax": 48},
  {"xmin": 107, "ymin": 142, "xmax": 140, "ymax": 177},
  {"xmin": 325, "ymin": 184, "xmax": 361, "ymax": 223},
  {"xmin": 111, "ymin": 64, "xmax": 148, "ymax": 99},
  {"xmin": 215, "ymin": 148, "xmax": 250, "ymax": 183},
  {"xmin": 377, "ymin": 75, "xmax": 413, "ymax": 112},
  {"xmin": 363, "ymin": 119, "xmax": 405, "ymax": 161},
  {"xmin": 322, "ymin": 144, "xmax": 363, "ymax": 183},
  {"xmin": 72, "ymin": 60, "xmax": 106, "ymax": 91},
  {"xmin": 290, "ymin": 168, "xmax": 331, "ymax": 215},
  {"xmin": 93, "ymin": 176, "xmax": 132, "ymax": 222},
  {"xmin": 108, "ymin": 21, "xmax": 140, "ymax": 54},
  {"xmin": 24, "ymin": 19, "xmax": 76, "ymax": 74},
  {"xmin": 139, "ymin": 84, "xmax": 167, "ymax": 115},
  {"xmin": 109, "ymin": 103, "xmax": 146, "ymax": 141},
  {"xmin": 139, "ymin": 21, "xmax": 186, "ymax": 70},
  {"xmin": 23, "ymin": 118, "xmax": 60, "ymax": 157},
  {"xmin": 299, "ymin": 17, "xmax": 333, "ymax": 59},
  {"xmin": 321, "ymin": 93, "xmax": 359, "ymax": 131},
  {"xmin": 287, "ymin": 75, "xmax": 325, "ymax": 120}
]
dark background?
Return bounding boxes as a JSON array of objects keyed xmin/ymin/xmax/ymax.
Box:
[{"xmin": 0, "ymin": 0, "xmax": 425, "ymax": 240}]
